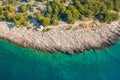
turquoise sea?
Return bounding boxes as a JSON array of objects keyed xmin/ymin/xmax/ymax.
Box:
[{"xmin": 0, "ymin": 39, "xmax": 120, "ymax": 80}]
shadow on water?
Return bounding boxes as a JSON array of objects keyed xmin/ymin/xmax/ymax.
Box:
[{"xmin": 0, "ymin": 39, "xmax": 120, "ymax": 80}]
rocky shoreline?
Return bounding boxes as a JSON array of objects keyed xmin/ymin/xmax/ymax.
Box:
[{"xmin": 0, "ymin": 20, "xmax": 120, "ymax": 54}]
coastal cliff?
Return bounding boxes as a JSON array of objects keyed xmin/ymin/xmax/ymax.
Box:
[{"xmin": 0, "ymin": 20, "xmax": 120, "ymax": 54}]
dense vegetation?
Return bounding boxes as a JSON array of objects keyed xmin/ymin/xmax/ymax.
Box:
[{"xmin": 0, "ymin": 0, "xmax": 120, "ymax": 28}]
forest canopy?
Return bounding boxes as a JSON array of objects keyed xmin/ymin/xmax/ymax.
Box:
[{"xmin": 0, "ymin": 0, "xmax": 120, "ymax": 27}]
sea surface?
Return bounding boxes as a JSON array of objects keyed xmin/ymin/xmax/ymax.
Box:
[{"xmin": 0, "ymin": 39, "xmax": 120, "ymax": 80}]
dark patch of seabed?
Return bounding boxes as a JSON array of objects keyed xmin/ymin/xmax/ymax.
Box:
[{"xmin": 0, "ymin": 39, "xmax": 120, "ymax": 80}]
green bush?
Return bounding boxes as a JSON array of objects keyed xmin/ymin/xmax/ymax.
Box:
[
  {"xmin": 42, "ymin": 28, "xmax": 51, "ymax": 32},
  {"xmin": 20, "ymin": 4, "xmax": 28, "ymax": 13},
  {"xmin": 97, "ymin": 11, "xmax": 119, "ymax": 23}
]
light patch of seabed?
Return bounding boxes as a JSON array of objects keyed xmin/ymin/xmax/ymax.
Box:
[{"xmin": 0, "ymin": 39, "xmax": 120, "ymax": 80}]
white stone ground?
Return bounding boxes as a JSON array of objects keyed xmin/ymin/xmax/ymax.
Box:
[{"xmin": 0, "ymin": 20, "xmax": 120, "ymax": 53}]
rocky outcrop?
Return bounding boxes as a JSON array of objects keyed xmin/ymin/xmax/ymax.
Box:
[{"xmin": 0, "ymin": 20, "xmax": 120, "ymax": 54}]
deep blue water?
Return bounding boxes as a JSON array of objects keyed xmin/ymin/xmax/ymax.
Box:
[{"xmin": 0, "ymin": 39, "xmax": 120, "ymax": 80}]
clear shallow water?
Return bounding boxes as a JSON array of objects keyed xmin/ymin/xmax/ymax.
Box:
[{"xmin": 0, "ymin": 39, "xmax": 120, "ymax": 80}]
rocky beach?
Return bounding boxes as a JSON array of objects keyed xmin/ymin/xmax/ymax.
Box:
[{"xmin": 0, "ymin": 20, "xmax": 120, "ymax": 54}]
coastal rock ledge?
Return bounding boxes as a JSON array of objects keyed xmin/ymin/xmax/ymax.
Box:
[{"xmin": 0, "ymin": 20, "xmax": 120, "ymax": 54}]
